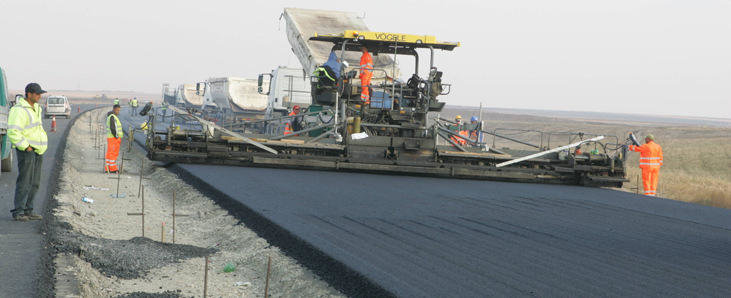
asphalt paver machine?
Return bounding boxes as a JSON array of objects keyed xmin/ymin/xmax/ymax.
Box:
[{"xmin": 144, "ymin": 29, "xmax": 628, "ymax": 187}]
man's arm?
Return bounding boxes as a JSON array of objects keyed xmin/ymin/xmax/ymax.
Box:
[
  {"xmin": 629, "ymin": 144, "xmax": 648, "ymax": 153},
  {"xmin": 109, "ymin": 117, "xmax": 118, "ymax": 139},
  {"xmin": 7, "ymin": 107, "xmax": 30, "ymax": 151}
]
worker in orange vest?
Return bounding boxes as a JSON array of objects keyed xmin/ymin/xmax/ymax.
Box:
[
  {"xmin": 450, "ymin": 115, "xmax": 468, "ymax": 146},
  {"xmin": 628, "ymin": 134, "xmax": 663, "ymax": 196},
  {"xmin": 284, "ymin": 105, "xmax": 301, "ymax": 135},
  {"xmin": 105, "ymin": 104, "xmax": 124, "ymax": 173},
  {"xmin": 359, "ymin": 46, "xmax": 374, "ymax": 104}
]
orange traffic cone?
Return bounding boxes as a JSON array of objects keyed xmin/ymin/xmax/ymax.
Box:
[{"xmin": 51, "ymin": 115, "xmax": 57, "ymax": 132}]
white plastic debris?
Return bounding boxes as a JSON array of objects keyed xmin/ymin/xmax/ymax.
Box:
[
  {"xmin": 234, "ymin": 281, "xmax": 251, "ymax": 287},
  {"xmin": 81, "ymin": 197, "xmax": 94, "ymax": 203},
  {"xmin": 83, "ymin": 185, "xmax": 109, "ymax": 191}
]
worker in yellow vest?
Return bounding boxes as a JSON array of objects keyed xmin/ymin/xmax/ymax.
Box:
[
  {"xmin": 130, "ymin": 97, "xmax": 139, "ymax": 115},
  {"xmin": 105, "ymin": 104, "xmax": 124, "ymax": 173},
  {"xmin": 7, "ymin": 83, "xmax": 48, "ymax": 221}
]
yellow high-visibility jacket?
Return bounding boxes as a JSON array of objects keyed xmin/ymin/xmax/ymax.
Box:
[
  {"xmin": 106, "ymin": 113, "xmax": 124, "ymax": 139},
  {"xmin": 8, "ymin": 98, "xmax": 48, "ymax": 155}
]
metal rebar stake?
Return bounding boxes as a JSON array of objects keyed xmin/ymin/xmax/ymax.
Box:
[
  {"xmin": 171, "ymin": 190, "xmax": 189, "ymax": 244},
  {"xmin": 126, "ymin": 184, "xmax": 145, "ymax": 237},
  {"xmin": 265, "ymin": 255, "xmax": 272, "ymax": 298},
  {"xmin": 203, "ymin": 256, "xmax": 209, "ymax": 298},
  {"xmin": 138, "ymin": 158, "xmax": 144, "ymax": 198}
]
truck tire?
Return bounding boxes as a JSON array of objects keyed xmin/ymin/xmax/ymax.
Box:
[{"xmin": 1, "ymin": 149, "xmax": 12, "ymax": 172}]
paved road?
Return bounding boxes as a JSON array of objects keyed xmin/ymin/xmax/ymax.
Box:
[
  {"xmin": 176, "ymin": 165, "xmax": 731, "ymax": 297},
  {"xmin": 125, "ymin": 111, "xmax": 731, "ymax": 297},
  {"xmin": 0, "ymin": 104, "xmax": 95, "ymax": 296}
]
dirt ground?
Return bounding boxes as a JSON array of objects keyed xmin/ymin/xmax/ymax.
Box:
[{"xmin": 51, "ymin": 109, "xmax": 343, "ymax": 297}]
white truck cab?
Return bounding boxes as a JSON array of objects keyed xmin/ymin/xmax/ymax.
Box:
[
  {"xmin": 44, "ymin": 95, "xmax": 71, "ymax": 118},
  {"xmin": 258, "ymin": 66, "xmax": 312, "ymax": 117}
]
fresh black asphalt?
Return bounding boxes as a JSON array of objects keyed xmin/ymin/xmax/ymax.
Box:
[
  {"xmin": 173, "ymin": 164, "xmax": 731, "ymax": 297},
  {"xmin": 124, "ymin": 110, "xmax": 731, "ymax": 297}
]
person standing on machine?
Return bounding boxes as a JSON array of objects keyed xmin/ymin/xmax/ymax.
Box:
[{"xmin": 359, "ymin": 45, "xmax": 373, "ymax": 104}]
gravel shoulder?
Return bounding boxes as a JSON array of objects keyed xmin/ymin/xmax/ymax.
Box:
[{"xmin": 49, "ymin": 109, "xmax": 343, "ymax": 297}]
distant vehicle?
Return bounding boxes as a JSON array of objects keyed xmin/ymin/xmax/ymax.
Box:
[
  {"xmin": 0, "ymin": 66, "xmax": 13, "ymax": 173},
  {"xmin": 12, "ymin": 94, "xmax": 22, "ymax": 107},
  {"xmin": 44, "ymin": 95, "xmax": 71, "ymax": 118}
]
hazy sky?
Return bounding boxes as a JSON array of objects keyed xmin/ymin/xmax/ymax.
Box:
[{"xmin": 1, "ymin": 0, "xmax": 729, "ymax": 118}]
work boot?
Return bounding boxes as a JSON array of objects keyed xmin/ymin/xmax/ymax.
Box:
[
  {"xmin": 13, "ymin": 214, "xmax": 29, "ymax": 222},
  {"xmin": 24, "ymin": 213, "xmax": 43, "ymax": 220},
  {"xmin": 108, "ymin": 170, "xmax": 119, "ymax": 174}
]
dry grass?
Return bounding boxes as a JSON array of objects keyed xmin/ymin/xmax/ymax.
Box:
[
  {"xmin": 625, "ymin": 135, "xmax": 731, "ymax": 208},
  {"xmin": 443, "ymin": 108, "xmax": 731, "ymax": 209}
]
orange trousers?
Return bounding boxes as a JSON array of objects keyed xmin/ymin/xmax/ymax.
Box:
[
  {"xmin": 360, "ymin": 74, "xmax": 372, "ymax": 104},
  {"xmin": 105, "ymin": 137, "xmax": 121, "ymax": 172},
  {"xmin": 641, "ymin": 167, "xmax": 659, "ymax": 196}
]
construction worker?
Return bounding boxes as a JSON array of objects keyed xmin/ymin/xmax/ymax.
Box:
[
  {"xmin": 628, "ymin": 134, "xmax": 663, "ymax": 196},
  {"xmin": 450, "ymin": 115, "xmax": 468, "ymax": 146},
  {"xmin": 105, "ymin": 104, "xmax": 124, "ymax": 173},
  {"xmin": 8, "ymin": 83, "xmax": 48, "ymax": 221},
  {"xmin": 113, "ymin": 97, "xmax": 120, "ymax": 105},
  {"xmin": 469, "ymin": 116, "xmax": 481, "ymax": 141},
  {"xmin": 130, "ymin": 97, "xmax": 139, "ymax": 115},
  {"xmin": 359, "ymin": 45, "xmax": 373, "ymax": 104},
  {"xmin": 284, "ymin": 105, "xmax": 301, "ymax": 135}
]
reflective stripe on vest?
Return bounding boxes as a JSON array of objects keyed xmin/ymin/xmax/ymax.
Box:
[
  {"xmin": 314, "ymin": 67, "xmax": 336, "ymax": 82},
  {"xmin": 7, "ymin": 98, "xmax": 48, "ymax": 155}
]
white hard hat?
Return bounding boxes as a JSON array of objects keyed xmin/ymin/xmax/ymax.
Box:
[{"xmin": 342, "ymin": 61, "xmax": 350, "ymax": 68}]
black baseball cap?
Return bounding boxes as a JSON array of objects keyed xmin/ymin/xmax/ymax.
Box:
[{"xmin": 25, "ymin": 83, "xmax": 47, "ymax": 95}]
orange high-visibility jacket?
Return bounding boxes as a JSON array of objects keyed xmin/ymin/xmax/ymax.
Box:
[
  {"xmin": 284, "ymin": 111, "xmax": 296, "ymax": 135},
  {"xmin": 629, "ymin": 141, "xmax": 663, "ymax": 170},
  {"xmin": 359, "ymin": 52, "xmax": 373, "ymax": 80}
]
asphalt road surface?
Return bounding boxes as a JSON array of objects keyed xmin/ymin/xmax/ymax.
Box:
[
  {"xmin": 124, "ymin": 109, "xmax": 731, "ymax": 297},
  {"xmin": 176, "ymin": 165, "xmax": 731, "ymax": 297},
  {"xmin": 0, "ymin": 104, "xmax": 95, "ymax": 297}
]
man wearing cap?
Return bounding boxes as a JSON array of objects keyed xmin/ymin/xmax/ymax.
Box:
[
  {"xmin": 629, "ymin": 134, "xmax": 663, "ymax": 196},
  {"xmin": 7, "ymin": 83, "xmax": 48, "ymax": 221},
  {"xmin": 105, "ymin": 104, "xmax": 124, "ymax": 173}
]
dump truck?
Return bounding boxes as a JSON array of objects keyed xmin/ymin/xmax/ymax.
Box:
[
  {"xmin": 283, "ymin": 8, "xmax": 399, "ymax": 81},
  {"xmin": 201, "ymin": 77, "xmax": 266, "ymax": 119},
  {"xmin": 162, "ymin": 83, "xmax": 177, "ymax": 105},
  {"xmin": 143, "ymin": 23, "xmax": 629, "ymax": 187},
  {"xmin": 0, "ymin": 66, "xmax": 13, "ymax": 174}
]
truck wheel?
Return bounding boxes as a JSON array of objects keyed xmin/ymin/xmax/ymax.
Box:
[{"xmin": 1, "ymin": 150, "xmax": 13, "ymax": 172}]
